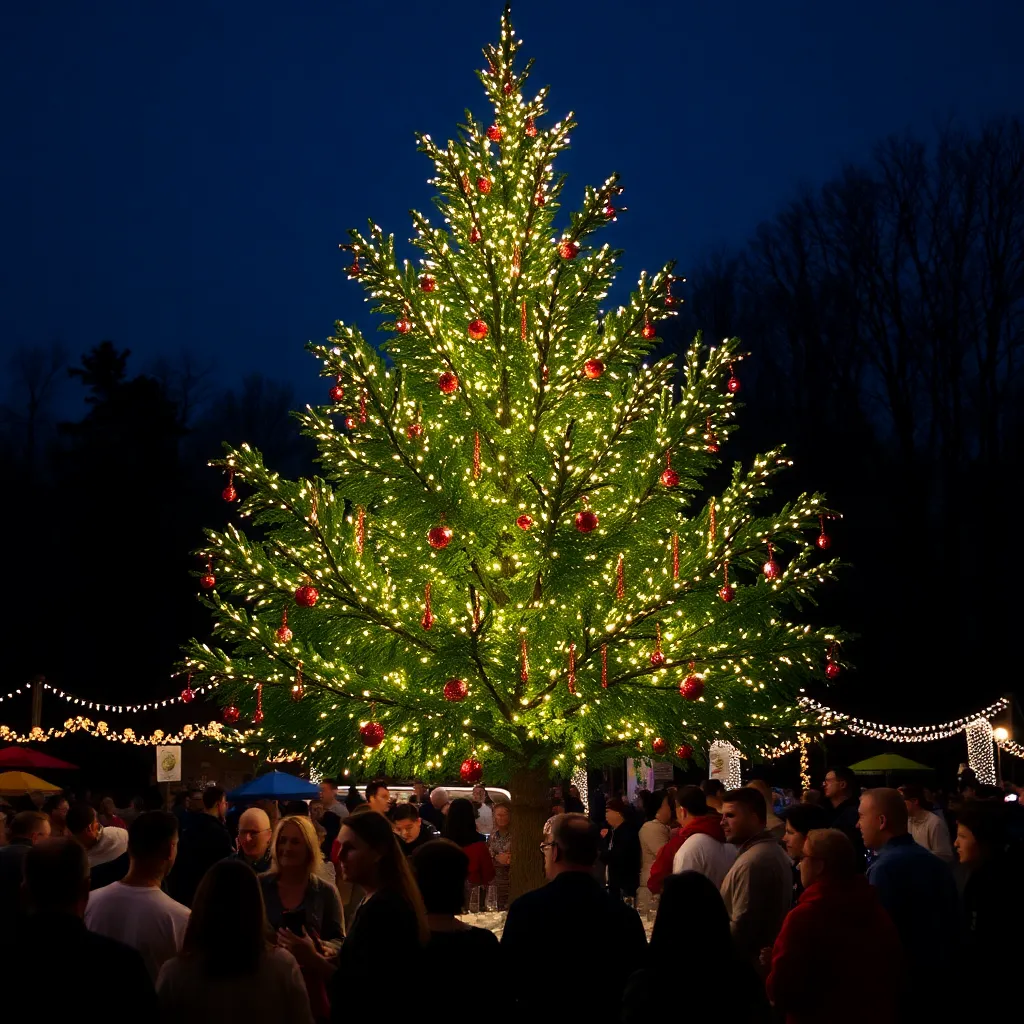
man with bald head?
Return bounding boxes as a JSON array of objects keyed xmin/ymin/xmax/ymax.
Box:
[
  {"xmin": 859, "ymin": 787, "xmax": 959, "ymax": 1013},
  {"xmin": 233, "ymin": 806, "xmax": 273, "ymax": 872}
]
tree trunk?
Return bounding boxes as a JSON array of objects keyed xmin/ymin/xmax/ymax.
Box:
[{"xmin": 508, "ymin": 764, "xmax": 551, "ymax": 901}]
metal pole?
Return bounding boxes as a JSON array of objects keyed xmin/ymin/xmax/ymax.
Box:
[{"xmin": 30, "ymin": 675, "xmax": 44, "ymax": 730}]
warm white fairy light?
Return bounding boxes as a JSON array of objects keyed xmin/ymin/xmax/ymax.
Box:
[{"xmin": 965, "ymin": 718, "xmax": 997, "ymax": 785}]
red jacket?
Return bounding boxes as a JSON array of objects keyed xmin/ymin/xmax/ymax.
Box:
[
  {"xmin": 647, "ymin": 814, "xmax": 725, "ymax": 895},
  {"xmin": 767, "ymin": 876, "xmax": 903, "ymax": 1024},
  {"xmin": 462, "ymin": 839, "xmax": 495, "ymax": 886}
]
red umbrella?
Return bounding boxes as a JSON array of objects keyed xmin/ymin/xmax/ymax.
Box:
[{"xmin": 0, "ymin": 746, "xmax": 79, "ymax": 771}]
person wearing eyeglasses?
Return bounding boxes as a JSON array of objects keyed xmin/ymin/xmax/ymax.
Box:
[{"xmin": 234, "ymin": 807, "xmax": 273, "ymax": 873}]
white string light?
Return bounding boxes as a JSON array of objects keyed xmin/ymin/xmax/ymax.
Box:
[{"xmin": 965, "ymin": 718, "xmax": 997, "ymax": 785}]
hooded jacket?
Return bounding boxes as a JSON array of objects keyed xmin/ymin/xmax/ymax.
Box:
[{"xmin": 647, "ymin": 814, "xmax": 727, "ymax": 895}]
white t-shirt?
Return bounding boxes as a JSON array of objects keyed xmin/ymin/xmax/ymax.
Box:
[
  {"xmin": 475, "ymin": 803, "xmax": 494, "ymax": 834},
  {"xmin": 672, "ymin": 832, "xmax": 737, "ymax": 889},
  {"xmin": 85, "ymin": 881, "xmax": 190, "ymax": 981}
]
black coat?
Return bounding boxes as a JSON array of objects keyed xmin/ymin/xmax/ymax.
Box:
[
  {"xmin": 166, "ymin": 813, "xmax": 233, "ymax": 907},
  {"xmin": 601, "ymin": 822, "xmax": 641, "ymax": 898}
]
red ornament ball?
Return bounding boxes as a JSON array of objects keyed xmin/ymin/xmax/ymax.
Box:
[
  {"xmin": 575, "ymin": 509, "xmax": 599, "ymax": 533},
  {"xmin": 660, "ymin": 468, "xmax": 679, "ymax": 488},
  {"xmin": 468, "ymin": 224, "xmax": 481, "ymax": 244},
  {"xmin": 199, "ymin": 573, "xmax": 216, "ymax": 590},
  {"xmin": 438, "ymin": 371, "xmax": 459, "ymax": 395},
  {"xmin": 516, "ymin": 514, "xmax": 533, "ymax": 530},
  {"xmin": 604, "ymin": 203, "xmax": 616, "ymax": 218},
  {"xmin": 468, "ymin": 318, "xmax": 488, "ymax": 341},
  {"xmin": 359, "ymin": 721, "xmax": 385, "ymax": 748},
  {"xmin": 428, "ymin": 524, "xmax": 453, "ymax": 549},
  {"xmin": 477, "ymin": 177, "xmax": 492, "ymax": 194},
  {"xmin": 652, "ymin": 737, "xmax": 668, "ymax": 756},
  {"xmin": 679, "ymin": 675, "xmax": 705, "ymax": 701},
  {"xmin": 524, "ymin": 116, "xmax": 538, "ymax": 137},
  {"xmin": 329, "ymin": 383, "xmax": 345, "ymax": 403},
  {"xmin": 558, "ymin": 239, "xmax": 580, "ymax": 260},
  {"xmin": 727, "ymin": 374, "xmax": 741, "ymax": 394},
  {"xmin": 395, "ymin": 318, "xmax": 412, "ymax": 334},
  {"xmin": 344, "ymin": 416, "xmax": 356, "ymax": 430},
  {"xmin": 276, "ymin": 624, "xmax": 293, "ymax": 643},
  {"xmin": 406, "ymin": 422, "xmax": 424, "ymax": 440},
  {"xmin": 503, "ymin": 81, "xmax": 512, "ymax": 95},
  {"xmin": 486, "ymin": 124, "xmax": 503, "ymax": 142},
  {"xmin": 650, "ymin": 649, "xmax": 665, "ymax": 668},
  {"xmin": 762, "ymin": 559, "xmax": 780, "ymax": 580},
  {"xmin": 719, "ymin": 584, "xmax": 735, "ymax": 603},
  {"xmin": 253, "ymin": 709, "xmax": 264, "ymax": 724},
  {"xmin": 459, "ymin": 757, "xmax": 484, "ymax": 784},
  {"xmin": 180, "ymin": 687, "xmax": 194, "ymax": 704},
  {"xmin": 534, "ymin": 189, "xmax": 546, "ymax": 207},
  {"xmin": 419, "ymin": 274, "xmax": 436, "ymax": 293},
  {"xmin": 816, "ymin": 532, "xmax": 832, "ymax": 551},
  {"xmin": 222, "ymin": 485, "xmax": 237, "ymax": 503},
  {"xmin": 641, "ymin": 321, "xmax": 656, "ymax": 340},
  {"xmin": 290, "ymin": 683, "xmax": 304, "ymax": 702},
  {"xmin": 825, "ymin": 659, "xmax": 842, "ymax": 680},
  {"xmin": 583, "ymin": 358, "xmax": 605, "ymax": 379},
  {"xmin": 676, "ymin": 743, "xmax": 694, "ymax": 761},
  {"xmin": 295, "ymin": 584, "xmax": 319, "ymax": 608},
  {"xmin": 222, "ymin": 705, "xmax": 240, "ymax": 724},
  {"xmin": 443, "ymin": 678, "xmax": 468, "ymax": 702}
]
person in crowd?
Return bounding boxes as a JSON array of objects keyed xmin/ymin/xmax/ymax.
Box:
[
  {"xmin": 119, "ymin": 795, "xmax": 146, "ymax": 826},
  {"xmin": 312, "ymin": 823, "xmax": 337, "ymax": 886},
  {"xmin": 858, "ymin": 786, "xmax": 959, "ymax": 1009},
  {"xmin": 443, "ymin": 796, "xmax": 495, "ymax": 905},
  {"xmin": 622, "ymin": 870, "xmax": 768, "ymax": 1022},
  {"xmin": 502, "ymin": 813, "xmax": 646, "ymax": 1017},
  {"xmin": 364, "ymin": 779, "xmax": 391, "ymax": 816},
  {"xmin": 99, "ymin": 796, "xmax": 127, "ymax": 829},
  {"xmin": 308, "ymin": 798, "xmax": 325, "ymax": 824},
  {"xmin": 235, "ymin": 805, "xmax": 273, "ymax": 872},
  {"xmin": 779, "ymin": 802, "xmax": 829, "ymax": 902},
  {"xmin": 955, "ymin": 803, "xmax": 1022, "ymax": 974},
  {"xmin": 344, "ymin": 784, "xmax": 365, "ymax": 813},
  {"xmin": 330, "ymin": 811, "xmax": 428, "ymax": 1021},
  {"xmin": 156, "ymin": 859, "xmax": 312, "ymax": 1023},
  {"xmin": 800, "ymin": 788, "xmax": 822, "ymax": 806},
  {"xmin": 701, "ymin": 778, "xmax": 726, "ymax": 814},
  {"xmin": 85, "ymin": 811, "xmax": 190, "ymax": 982},
  {"xmin": 412, "ymin": 838, "xmax": 502, "ymax": 957},
  {"xmin": 822, "ymin": 766, "xmax": 865, "ymax": 865},
  {"xmin": 392, "ymin": 801, "xmax": 440, "ymax": 856},
  {"xmin": 410, "ymin": 780, "xmax": 429, "ymax": 806},
  {"xmin": 166, "ymin": 785, "xmax": 232, "ymax": 907},
  {"xmin": 564, "ymin": 784, "xmax": 586, "ymax": 814},
  {"xmin": 318, "ymin": 780, "xmax": 349, "ymax": 821},
  {"xmin": 600, "ymin": 796, "xmax": 641, "ymax": 901},
  {"xmin": 43, "ymin": 793, "xmax": 70, "ymax": 837},
  {"xmin": 719, "ymin": 787, "xmax": 794, "ymax": 965},
  {"xmin": 0, "ymin": 810, "xmax": 51, "ymax": 926},
  {"xmin": 257, "ymin": 797, "xmax": 282, "ymax": 831},
  {"xmin": 745, "ymin": 780, "xmax": 784, "ymax": 838},
  {"xmin": 636, "ymin": 788, "xmax": 673, "ymax": 910},
  {"xmin": 67, "ymin": 800, "xmax": 130, "ymax": 889},
  {"xmin": 471, "ymin": 783, "xmax": 494, "ymax": 834},
  {"xmin": 1, "ymin": 840, "xmax": 156, "ymax": 1015},
  {"xmin": 422, "ymin": 785, "xmax": 449, "ymax": 828},
  {"xmin": 899, "ymin": 783, "xmax": 954, "ymax": 861},
  {"xmin": 767, "ymin": 829, "xmax": 903, "ymax": 1023},
  {"xmin": 648, "ymin": 785, "xmax": 734, "ymax": 894},
  {"xmin": 486, "ymin": 801, "xmax": 512, "ymax": 909}
]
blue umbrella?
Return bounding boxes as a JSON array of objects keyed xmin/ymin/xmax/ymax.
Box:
[{"xmin": 227, "ymin": 771, "xmax": 320, "ymax": 802}]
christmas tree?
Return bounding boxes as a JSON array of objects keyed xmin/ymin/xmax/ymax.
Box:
[{"xmin": 184, "ymin": 8, "xmax": 844, "ymax": 894}]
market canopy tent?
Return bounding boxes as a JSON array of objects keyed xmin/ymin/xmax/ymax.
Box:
[
  {"xmin": 227, "ymin": 771, "xmax": 319, "ymax": 802},
  {"xmin": 0, "ymin": 770, "xmax": 63, "ymax": 795},
  {"xmin": 0, "ymin": 747, "xmax": 78, "ymax": 771},
  {"xmin": 849, "ymin": 753, "xmax": 934, "ymax": 774}
]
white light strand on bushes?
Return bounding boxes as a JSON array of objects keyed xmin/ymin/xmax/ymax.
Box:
[
  {"xmin": 965, "ymin": 718, "xmax": 997, "ymax": 785},
  {"xmin": 571, "ymin": 764, "xmax": 589, "ymax": 815}
]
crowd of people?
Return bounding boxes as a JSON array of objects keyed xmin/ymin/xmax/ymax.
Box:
[{"xmin": 0, "ymin": 766, "xmax": 1020, "ymax": 1022}]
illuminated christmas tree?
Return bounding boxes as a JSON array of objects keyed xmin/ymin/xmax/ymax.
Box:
[{"xmin": 184, "ymin": 8, "xmax": 844, "ymax": 894}]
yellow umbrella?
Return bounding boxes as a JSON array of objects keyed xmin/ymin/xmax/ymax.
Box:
[{"xmin": 0, "ymin": 770, "xmax": 62, "ymax": 795}]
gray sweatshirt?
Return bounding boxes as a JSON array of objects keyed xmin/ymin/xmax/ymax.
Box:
[{"xmin": 720, "ymin": 830, "xmax": 793, "ymax": 962}]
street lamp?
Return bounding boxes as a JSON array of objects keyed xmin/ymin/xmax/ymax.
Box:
[{"xmin": 993, "ymin": 727, "xmax": 1009, "ymax": 784}]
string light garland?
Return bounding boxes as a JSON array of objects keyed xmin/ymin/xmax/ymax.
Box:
[
  {"xmin": 965, "ymin": 718, "xmax": 997, "ymax": 785},
  {"xmin": 0, "ymin": 680, "xmax": 226, "ymax": 714}
]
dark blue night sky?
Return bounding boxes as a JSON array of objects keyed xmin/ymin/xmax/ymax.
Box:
[{"xmin": 3, "ymin": 0, "xmax": 1021, "ymax": 408}]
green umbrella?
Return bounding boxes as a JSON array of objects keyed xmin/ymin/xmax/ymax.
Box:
[{"xmin": 849, "ymin": 753, "xmax": 933, "ymax": 785}]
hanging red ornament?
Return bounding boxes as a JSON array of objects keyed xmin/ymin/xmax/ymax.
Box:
[
  {"xmin": 763, "ymin": 541, "xmax": 779, "ymax": 580},
  {"xmin": 652, "ymin": 737, "xmax": 668, "ymax": 756},
  {"xmin": 568, "ymin": 642, "xmax": 577, "ymax": 696},
  {"xmin": 199, "ymin": 558, "xmax": 216, "ymax": 590},
  {"xmin": 180, "ymin": 674, "xmax": 195, "ymax": 704},
  {"xmin": 503, "ymin": 80, "xmax": 512, "ymax": 95},
  {"xmin": 708, "ymin": 498, "xmax": 717, "ymax": 546},
  {"xmin": 615, "ymin": 553, "xmax": 626, "ymax": 599},
  {"xmin": 524, "ymin": 116, "xmax": 537, "ymax": 137},
  {"xmin": 512, "ymin": 243, "xmax": 521, "ymax": 277},
  {"xmin": 295, "ymin": 584, "xmax": 319, "ymax": 608},
  {"xmin": 486, "ymin": 124, "xmax": 502, "ymax": 142},
  {"xmin": 460, "ymin": 757, "xmax": 484, "ymax": 783},
  {"xmin": 358, "ymin": 391, "xmax": 367, "ymax": 424},
  {"xmin": 468, "ymin": 224, "xmax": 482, "ymax": 244},
  {"xmin": 395, "ymin": 317, "xmax": 412, "ymax": 335},
  {"xmin": 558, "ymin": 239, "xmax": 580, "ymax": 260},
  {"xmin": 468, "ymin": 318, "xmax": 488, "ymax": 341},
  {"xmin": 660, "ymin": 452, "xmax": 679, "ymax": 488},
  {"xmin": 534, "ymin": 188, "xmax": 546, "ymax": 207},
  {"xmin": 427, "ymin": 523, "xmax": 453, "ymax": 549},
  {"xmin": 344, "ymin": 416, "xmax": 356, "ymax": 430},
  {"xmin": 329, "ymin": 377, "xmax": 345, "ymax": 403},
  {"xmin": 641, "ymin": 319, "xmax": 656, "ymax": 340},
  {"xmin": 222, "ymin": 705, "xmax": 240, "ymax": 724},
  {"xmin": 477, "ymin": 177, "xmax": 492, "ymax": 194},
  {"xmin": 825, "ymin": 659, "xmax": 841, "ymax": 680},
  {"xmin": 575, "ymin": 500, "xmax": 599, "ymax": 533},
  {"xmin": 421, "ymin": 583, "xmax": 434, "ymax": 631},
  {"xmin": 601, "ymin": 644, "xmax": 609, "ymax": 688},
  {"xmin": 359, "ymin": 721, "xmax": 385, "ymax": 748},
  {"xmin": 520, "ymin": 636, "xmax": 529, "ymax": 683},
  {"xmin": 672, "ymin": 533, "xmax": 680, "ymax": 580},
  {"xmin": 520, "ymin": 299, "xmax": 527, "ymax": 340},
  {"xmin": 604, "ymin": 202, "xmax": 616, "ymax": 218},
  {"xmin": 676, "ymin": 743, "xmax": 694, "ymax": 760},
  {"xmin": 472, "ymin": 431, "xmax": 481, "ymax": 480},
  {"xmin": 221, "ymin": 468, "xmax": 237, "ymax": 503},
  {"xmin": 679, "ymin": 664, "xmax": 704, "ymax": 701},
  {"xmin": 348, "ymin": 255, "xmax": 362, "ymax": 277},
  {"xmin": 419, "ymin": 274, "xmax": 436, "ymax": 293},
  {"xmin": 406, "ymin": 422, "xmax": 424, "ymax": 440},
  {"xmin": 355, "ymin": 506, "xmax": 366, "ymax": 556},
  {"xmin": 583, "ymin": 358, "xmax": 604, "ymax": 379},
  {"xmin": 514, "ymin": 514, "xmax": 533, "ymax": 531},
  {"xmin": 650, "ymin": 623, "xmax": 665, "ymax": 667},
  {"xmin": 253, "ymin": 682, "xmax": 264, "ymax": 724},
  {"xmin": 718, "ymin": 561, "xmax": 735, "ymax": 603},
  {"xmin": 438, "ymin": 371, "xmax": 459, "ymax": 395},
  {"xmin": 291, "ymin": 665, "xmax": 304, "ymax": 702},
  {"xmin": 276, "ymin": 606, "xmax": 293, "ymax": 643},
  {"xmin": 705, "ymin": 417, "xmax": 719, "ymax": 453},
  {"xmin": 726, "ymin": 364, "xmax": 741, "ymax": 393},
  {"xmin": 816, "ymin": 515, "xmax": 832, "ymax": 550},
  {"xmin": 460, "ymin": 172, "xmax": 471, "ymax": 194},
  {"xmin": 443, "ymin": 677, "xmax": 468, "ymax": 702},
  {"xmin": 665, "ymin": 277, "xmax": 677, "ymax": 306}
]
